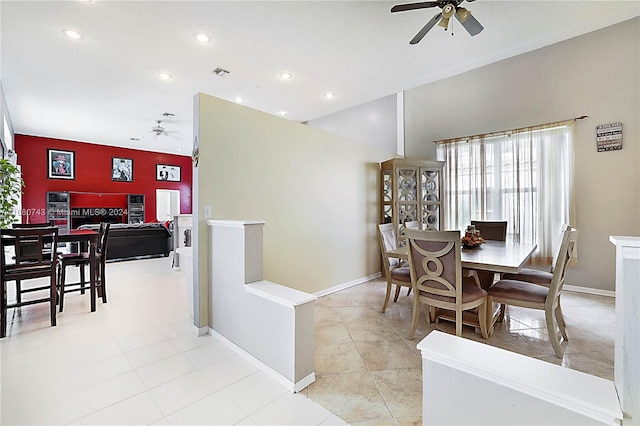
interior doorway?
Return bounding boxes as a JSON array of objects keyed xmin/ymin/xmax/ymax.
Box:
[{"xmin": 156, "ymin": 189, "xmax": 180, "ymax": 222}]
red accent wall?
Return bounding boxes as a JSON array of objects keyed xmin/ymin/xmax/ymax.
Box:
[{"xmin": 16, "ymin": 134, "xmax": 192, "ymax": 225}]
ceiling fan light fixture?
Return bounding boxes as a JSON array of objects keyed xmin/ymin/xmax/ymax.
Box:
[
  {"xmin": 438, "ymin": 17, "xmax": 450, "ymax": 29},
  {"xmin": 441, "ymin": 3, "xmax": 456, "ymax": 18},
  {"xmin": 456, "ymin": 7, "xmax": 471, "ymax": 22}
]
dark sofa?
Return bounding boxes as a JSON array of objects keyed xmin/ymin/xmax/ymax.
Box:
[{"xmin": 77, "ymin": 222, "xmax": 171, "ymax": 262}]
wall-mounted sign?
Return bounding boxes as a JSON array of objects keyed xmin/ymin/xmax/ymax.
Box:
[{"xmin": 596, "ymin": 122, "xmax": 623, "ymax": 152}]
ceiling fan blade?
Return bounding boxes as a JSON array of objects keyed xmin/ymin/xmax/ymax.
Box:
[
  {"xmin": 410, "ymin": 12, "xmax": 442, "ymax": 44},
  {"xmin": 391, "ymin": 1, "xmax": 441, "ymax": 13},
  {"xmin": 455, "ymin": 9, "xmax": 484, "ymax": 36}
]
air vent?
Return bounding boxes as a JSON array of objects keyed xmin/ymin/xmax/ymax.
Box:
[{"xmin": 212, "ymin": 67, "xmax": 230, "ymax": 77}]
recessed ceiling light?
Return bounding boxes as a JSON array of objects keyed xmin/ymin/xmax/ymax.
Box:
[
  {"xmin": 235, "ymin": 97, "xmax": 244, "ymax": 103},
  {"xmin": 63, "ymin": 29, "xmax": 83, "ymax": 40},
  {"xmin": 277, "ymin": 111, "xmax": 287, "ymax": 116},
  {"xmin": 324, "ymin": 92, "xmax": 336, "ymax": 99},
  {"xmin": 158, "ymin": 72, "xmax": 172, "ymax": 80},
  {"xmin": 279, "ymin": 72, "xmax": 293, "ymax": 80},
  {"xmin": 194, "ymin": 33, "xmax": 211, "ymax": 43}
]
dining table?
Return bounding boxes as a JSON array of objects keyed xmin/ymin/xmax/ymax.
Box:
[
  {"xmin": 1, "ymin": 227, "xmax": 100, "ymax": 312},
  {"xmin": 385, "ymin": 239, "xmax": 538, "ymax": 332},
  {"xmin": 385, "ymin": 239, "xmax": 537, "ymax": 274}
]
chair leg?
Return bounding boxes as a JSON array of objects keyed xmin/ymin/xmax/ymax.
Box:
[
  {"xmin": 555, "ymin": 303, "xmax": 568, "ymax": 341},
  {"xmin": 1, "ymin": 281, "xmax": 7, "ymax": 338},
  {"xmin": 100, "ymin": 260, "xmax": 107, "ymax": 303},
  {"xmin": 393, "ymin": 284, "xmax": 402, "ymax": 302},
  {"xmin": 478, "ymin": 301, "xmax": 489, "ymax": 339},
  {"xmin": 15, "ymin": 280, "xmax": 21, "ymax": 304},
  {"xmin": 381, "ymin": 277, "xmax": 392, "ymax": 313},
  {"xmin": 59, "ymin": 264, "xmax": 67, "ymax": 313},
  {"xmin": 546, "ymin": 309, "xmax": 563, "ymax": 359},
  {"xmin": 50, "ymin": 271, "xmax": 57, "ymax": 327},
  {"xmin": 498, "ymin": 304, "xmax": 506, "ymax": 322},
  {"xmin": 79, "ymin": 265, "xmax": 86, "ymax": 294},
  {"xmin": 455, "ymin": 308, "xmax": 462, "ymax": 337},
  {"xmin": 409, "ymin": 297, "xmax": 421, "ymax": 340}
]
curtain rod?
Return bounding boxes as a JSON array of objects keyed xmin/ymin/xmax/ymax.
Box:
[{"xmin": 433, "ymin": 115, "xmax": 589, "ymax": 145}]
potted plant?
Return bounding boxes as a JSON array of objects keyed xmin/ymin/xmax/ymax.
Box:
[{"xmin": 0, "ymin": 158, "xmax": 24, "ymax": 228}]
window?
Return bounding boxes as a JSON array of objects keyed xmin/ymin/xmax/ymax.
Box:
[{"xmin": 436, "ymin": 122, "xmax": 575, "ymax": 262}]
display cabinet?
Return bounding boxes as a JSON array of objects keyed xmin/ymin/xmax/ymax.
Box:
[
  {"xmin": 380, "ymin": 158, "xmax": 445, "ymax": 245},
  {"xmin": 46, "ymin": 191, "xmax": 71, "ymax": 230}
]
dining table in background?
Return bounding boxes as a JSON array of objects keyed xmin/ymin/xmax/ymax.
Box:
[
  {"xmin": 385, "ymin": 239, "xmax": 538, "ymax": 277},
  {"xmin": 385, "ymin": 238, "xmax": 538, "ymax": 333},
  {"xmin": 1, "ymin": 227, "xmax": 100, "ymax": 312}
]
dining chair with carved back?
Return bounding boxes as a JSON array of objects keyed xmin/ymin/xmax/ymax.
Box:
[
  {"xmin": 378, "ymin": 223, "xmax": 412, "ymax": 313},
  {"xmin": 57, "ymin": 222, "xmax": 110, "ymax": 312},
  {"xmin": 406, "ymin": 229, "xmax": 489, "ymax": 340},
  {"xmin": 1, "ymin": 226, "xmax": 59, "ymax": 338},
  {"xmin": 486, "ymin": 226, "xmax": 579, "ymax": 358}
]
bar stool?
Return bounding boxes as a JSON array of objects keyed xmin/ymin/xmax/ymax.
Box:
[{"xmin": 57, "ymin": 222, "xmax": 110, "ymax": 312}]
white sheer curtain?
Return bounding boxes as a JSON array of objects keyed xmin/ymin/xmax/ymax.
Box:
[{"xmin": 436, "ymin": 122, "xmax": 575, "ymax": 262}]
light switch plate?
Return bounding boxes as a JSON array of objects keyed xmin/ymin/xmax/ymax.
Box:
[{"xmin": 204, "ymin": 206, "xmax": 212, "ymax": 218}]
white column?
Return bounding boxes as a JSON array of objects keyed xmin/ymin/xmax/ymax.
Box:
[{"xmin": 610, "ymin": 236, "xmax": 640, "ymax": 424}]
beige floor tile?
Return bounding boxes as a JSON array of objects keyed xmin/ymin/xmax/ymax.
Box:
[
  {"xmin": 372, "ymin": 368, "xmax": 422, "ymax": 420},
  {"xmin": 307, "ymin": 372, "xmax": 393, "ymax": 424},
  {"xmin": 354, "ymin": 339, "xmax": 422, "ymax": 371},
  {"xmin": 315, "ymin": 341, "xmax": 368, "ymax": 374}
]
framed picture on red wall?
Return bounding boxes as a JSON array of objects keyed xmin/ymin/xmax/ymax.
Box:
[
  {"xmin": 112, "ymin": 157, "xmax": 133, "ymax": 182},
  {"xmin": 156, "ymin": 164, "xmax": 181, "ymax": 182},
  {"xmin": 48, "ymin": 149, "xmax": 75, "ymax": 180}
]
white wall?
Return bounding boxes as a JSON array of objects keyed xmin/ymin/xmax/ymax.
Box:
[
  {"xmin": 403, "ymin": 18, "xmax": 640, "ymax": 292},
  {"xmin": 193, "ymin": 93, "xmax": 394, "ymax": 327},
  {"xmin": 306, "ymin": 94, "xmax": 398, "ymax": 153}
]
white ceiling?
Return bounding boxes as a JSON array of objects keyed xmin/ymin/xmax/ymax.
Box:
[{"xmin": 2, "ymin": 1, "xmax": 638, "ymax": 156}]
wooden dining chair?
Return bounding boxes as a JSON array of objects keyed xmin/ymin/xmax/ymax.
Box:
[
  {"xmin": 406, "ymin": 229, "xmax": 489, "ymax": 340},
  {"xmin": 486, "ymin": 226, "xmax": 579, "ymax": 358},
  {"xmin": 470, "ymin": 220, "xmax": 508, "ymax": 241},
  {"xmin": 11, "ymin": 222, "xmax": 55, "ymax": 305},
  {"xmin": 1, "ymin": 226, "xmax": 59, "ymax": 338},
  {"xmin": 466, "ymin": 220, "xmax": 508, "ymax": 289},
  {"xmin": 501, "ymin": 224, "xmax": 573, "ymax": 285},
  {"xmin": 57, "ymin": 222, "xmax": 110, "ymax": 312},
  {"xmin": 378, "ymin": 223, "xmax": 412, "ymax": 313}
]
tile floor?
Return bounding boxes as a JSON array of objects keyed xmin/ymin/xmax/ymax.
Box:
[
  {"xmin": 306, "ymin": 277, "xmax": 616, "ymax": 425},
  {"xmin": 0, "ymin": 257, "xmax": 615, "ymax": 425},
  {"xmin": 0, "ymin": 258, "xmax": 344, "ymax": 425}
]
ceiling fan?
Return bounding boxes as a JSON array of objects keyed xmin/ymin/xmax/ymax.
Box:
[
  {"xmin": 391, "ymin": 0, "xmax": 484, "ymax": 44},
  {"xmin": 150, "ymin": 120, "xmax": 179, "ymax": 138}
]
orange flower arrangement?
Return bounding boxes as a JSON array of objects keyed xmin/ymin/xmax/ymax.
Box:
[{"xmin": 462, "ymin": 226, "xmax": 485, "ymax": 248}]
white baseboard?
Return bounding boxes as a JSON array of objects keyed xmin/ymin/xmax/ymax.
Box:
[
  {"xmin": 208, "ymin": 328, "xmax": 314, "ymax": 393},
  {"xmin": 564, "ymin": 285, "xmax": 615, "ymax": 298},
  {"xmin": 192, "ymin": 324, "xmax": 209, "ymax": 336},
  {"xmin": 313, "ymin": 272, "xmax": 382, "ymax": 298}
]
